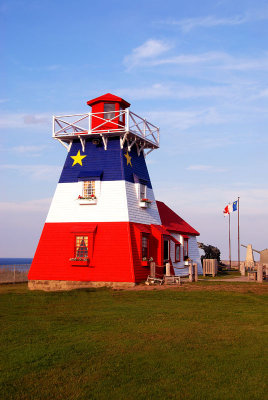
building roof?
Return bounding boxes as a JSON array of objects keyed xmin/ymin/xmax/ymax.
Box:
[
  {"xmin": 156, "ymin": 201, "xmax": 200, "ymax": 236},
  {"xmin": 87, "ymin": 93, "xmax": 130, "ymax": 108}
]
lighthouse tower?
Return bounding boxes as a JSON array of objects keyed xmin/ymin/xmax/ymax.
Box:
[{"xmin": 28, "ymin": 93, "xmax": 168, "ymax": 290}]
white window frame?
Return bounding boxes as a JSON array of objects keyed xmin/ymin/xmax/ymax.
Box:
[{"xmin": 139, "ymin": 183, "xmax": 147, "ymax": 200}]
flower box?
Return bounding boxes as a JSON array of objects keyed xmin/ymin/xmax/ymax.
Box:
[
  {"xmin": 69, "ymin": 258, "xmax": 89, "ymax": 267},
  {"xmin": 78, "ymin": 198, "xmax": 97, "ymax": 205},
  {"xmin": 139, "ymin": 198, "xmax": 152, "ymax": 208},
  {"xmin": 139, "ymin": 201, "xmax": 151, "ymax": 208}
]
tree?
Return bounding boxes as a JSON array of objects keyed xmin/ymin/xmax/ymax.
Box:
[{"xmin": 197, "ymin": 242, "xmax": 221, "ymax": 264}]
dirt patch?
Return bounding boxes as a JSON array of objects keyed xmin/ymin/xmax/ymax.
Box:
[{"xmin": 119, "ymin": 281, "xmax": 268, "ymax": 295}]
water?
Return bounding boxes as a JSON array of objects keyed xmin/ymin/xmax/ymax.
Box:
[
  {"xmin": 0, "ymin": 258, "xmax": 33, "ymax": 265},
  {"xmin": 0, "ymin": 258, "xmax": 32, "ymax": 273}
]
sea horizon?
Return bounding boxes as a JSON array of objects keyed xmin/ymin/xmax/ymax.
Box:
[{"xmin": 0, "ymin": 258, "xmax": 33, "ymax": 265}]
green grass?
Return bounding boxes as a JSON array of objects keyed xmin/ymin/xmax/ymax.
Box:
[
  {"xmin": 0, "ymin": 283, "xmax": 267, "ymax": 400},
  {"xmin": 199, "ymin": 268, "xmax": 241, "ymax": 279}
]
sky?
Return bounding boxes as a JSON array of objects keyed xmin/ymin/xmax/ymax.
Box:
[{"xmin": 0, "ymin": 0, "xmax": 268, "ymax": 259}]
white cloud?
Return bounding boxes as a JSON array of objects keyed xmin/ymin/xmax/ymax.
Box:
[
  {"xmin": 119, "ymin": 82, "xmax": 232, "ymax": 100},
  {"xmin": 124, "ymin": 39, "xmax": 172, "ymax": 69},
  {"xmin": 159, "ymin": 10, "xmax": 268, "ymax": 32},
  {"xmin": 147, "ymin": 108, "xmax": 225, "ymax": 131},
  {"xmin": 186, "ymin": 165, "xmax": 227, "ymax": 172},
  {"xmin": 23, "ymin": 114, "xmax": 50, "ymax": 125},
  {"xmin": 123, "ymin": 42, "xmax": 268, "ymax": 72},
  {"xmin": 253, "ymin": 88, "xmax": 268, "ymax": 99},
  {"xmin": 0, "ymin": 113, "xmax": 50, "ymax": 129},
  {"xmin": 163, "ymin": 15, "xmax": 247, "ymax": 32},
  {"xmin": 0, "ymin": 164, "xmax": 61, "ymax": 181},
  {"xmin": 0, "ymin": 198, "xmax": 51, "ymax": 213},
  {"xmin": 12, "ymin": 145, "xmax": 48, "ymax": 154}
]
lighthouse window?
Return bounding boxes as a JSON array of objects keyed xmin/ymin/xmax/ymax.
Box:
[
  {"xmin": 75, "ymin": 236, "xmax": 88, "ymax": 258},
  {"xmin": 141, "ymin": 234, "xmax": 149, "ymax": 259},
  {"xmin": 184, "ymin": 239, "xmax": 189, "ymax": 259},
  {"xmin": 104, "ymin": 103, "xmax": 115, "ymax": 120},
  {"xmin": 163, "ymin": 239, "xmax": 169, "ymax": 262},
  {"xmin": 83, "ymin": 181, "xmax": 95, "ymax": 198},
  {"xmin": 175, "ymin": 244, "xmax": 181, "ymax": 262},
  {"xmin": 140, "ymin": 184, "xmax": 146, "ymax": 200}
]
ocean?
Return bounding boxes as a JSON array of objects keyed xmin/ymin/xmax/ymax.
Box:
[{"xmin": 0, "ymin": 258, "xmax": 33, "ymax": 266}]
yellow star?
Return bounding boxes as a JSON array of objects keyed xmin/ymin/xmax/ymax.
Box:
[
  {"xmin": 70, "ymin": 150, "xmax": 87, "ymax": 166},
  {"xmin": 124, "ymin": 151, "xmax": 132, "ymax": 167}
]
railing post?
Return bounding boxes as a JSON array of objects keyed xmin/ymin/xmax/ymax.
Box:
[
  {"xmin": 52, "ymin": 116, "xmax": 55, "ymax": 137},
  {"xmin": 88, "ymin": 112, "xmax": 91, "ymax": 134},
  {"xmin": 143, "ymin": 119, "xmax": 146, "ymax": 138},
  {"xmin": 126, "ymin": 108, "xmax": 130, "ymax": 132}
]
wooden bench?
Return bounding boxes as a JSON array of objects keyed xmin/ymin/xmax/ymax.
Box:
[
  {"xmin": 247, "ymin": 270, "xmax": 257, "ymax": 281},
  {"xmin": 145, "ymin": 276, "xmax": 164, "ymax": 285}
]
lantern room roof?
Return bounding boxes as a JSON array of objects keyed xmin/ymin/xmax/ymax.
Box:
[{"xmin": 87, "ymin": 93, "xmax": 131, "ymax": 108}]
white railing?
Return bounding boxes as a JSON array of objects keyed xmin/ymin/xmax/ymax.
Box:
[{"xmin": 53, "ymin": 109, "xmax": 160, "ymax": 148}]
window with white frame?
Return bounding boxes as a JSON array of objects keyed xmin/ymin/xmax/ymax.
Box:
[
  {"xmin": 175, "ymin": 244, "xmax": 181, "ymax": 262},
  {"xmin": 75, "ymin": 236, "xmax": 88, "ymax": 258},
  {"xmin": 83, "ymin": 181, "xmax": 95, "ymax": 198},
  {"xmin": 163, "ymin": 239, "xmax": 169, "ymax": 262},
  {"xmin": 104, "ymin": 103, "xmax": 115, "ymax": 120},
  {"xmin": 141, "ymin": 234, "xmax": 149, "ymax": 260},
  {"xmin": 140, "ymin": 183, "xmax": 146, "ymax": 200},
  {"xmin": 184, "ymin": 239, "xmax": 189, "ymax": 260}
]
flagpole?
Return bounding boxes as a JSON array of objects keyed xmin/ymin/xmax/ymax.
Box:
[
  {"xmin": 229, "ymin": 212, "xmax": 231, "ymax": 269},
  {"xmin": 238, "ymin": 197, "xmax": 240, "ymax": 270}
]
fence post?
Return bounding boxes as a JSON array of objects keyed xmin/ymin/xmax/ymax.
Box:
[
  {"xmin": 240, "ymin": 262, "xmax": 246, "ymax": 276},
  {"xmin": 13, "ymin": 265, "xmax": 15, "ymax": 283},
  {"xmin": 212, "ymin": 259, "xmax": 216, "ymax": 277},
  {"xmin": 194, "ymin": 263, "xmax": 198, "ymax": 282},
  {"xmin": 166, "ymin": 263, "xmax": 171, "ymax": 277},
  {"xmin": 257, "ymin": 264, "xmax": 263, "ymax": 283},
  {"xmin": 150, "ymin": 262, "xmax": 156, "ymax": 278},
  {"xmin": 203, "ymin": 260, "xmax": 206, "ymax": 276},
  {"xmin": 189, "ymin": 262, "xmax": 193, "ymax": 282}
]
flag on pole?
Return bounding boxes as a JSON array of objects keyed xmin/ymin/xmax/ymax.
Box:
[
  {"xmin": 223, "ymin": 201, "xmax": 238, "ymax": 216},
  {"xmin": 223, "ymin": 205, "xmax": 230, "ymax": 216},
  {"xmin": 232, "ymin": 200, "xmax": 238, "ymax": 211}
]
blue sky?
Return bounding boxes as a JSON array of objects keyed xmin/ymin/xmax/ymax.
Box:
[{"xmin": 1, "ymin": 0, "xmax": 268, "ymax": 259}]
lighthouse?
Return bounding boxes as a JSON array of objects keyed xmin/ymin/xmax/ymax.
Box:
[
  {"xmin": 28, "ymin": 93, "xmax": 202, "ymax": 290},
  {"xmin": 28, "ymin": 93, "xmax": 163, "ymax": 290}
]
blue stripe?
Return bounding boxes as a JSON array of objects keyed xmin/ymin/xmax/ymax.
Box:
[{"xmin": 58, "ymin": 137, "xmax": 152, "ymax": 188}]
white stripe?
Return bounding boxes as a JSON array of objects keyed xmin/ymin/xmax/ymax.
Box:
[{"xmin": 46, "ymin": 180, "xmax": 161, "ymax": 224}]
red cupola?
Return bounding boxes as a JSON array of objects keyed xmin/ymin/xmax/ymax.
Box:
[{"xmin": 87, "ymin": 93, "xmax": 130, "ymax": 132}]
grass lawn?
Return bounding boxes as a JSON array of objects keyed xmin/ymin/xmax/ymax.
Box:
[
  {"xmin": 199, "ymin": 268, "xmax": 241, "ymax": 279},
  {"xmin": 0, "ymin": 283, "xmax": 267, "ymax": 400}
]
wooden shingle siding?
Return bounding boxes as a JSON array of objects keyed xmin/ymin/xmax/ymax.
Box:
[
  {"xmin": 126, "ymin": 182, "xmax": 161, "ymax": 225},
  {"xmin": 170, "ymin": 233, "xmax": 202, "ymax": 275}
]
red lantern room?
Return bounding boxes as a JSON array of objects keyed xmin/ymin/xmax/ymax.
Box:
[{"xmin": 87, "ymin": 93, "xmax": 131, "ymax": 132}]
